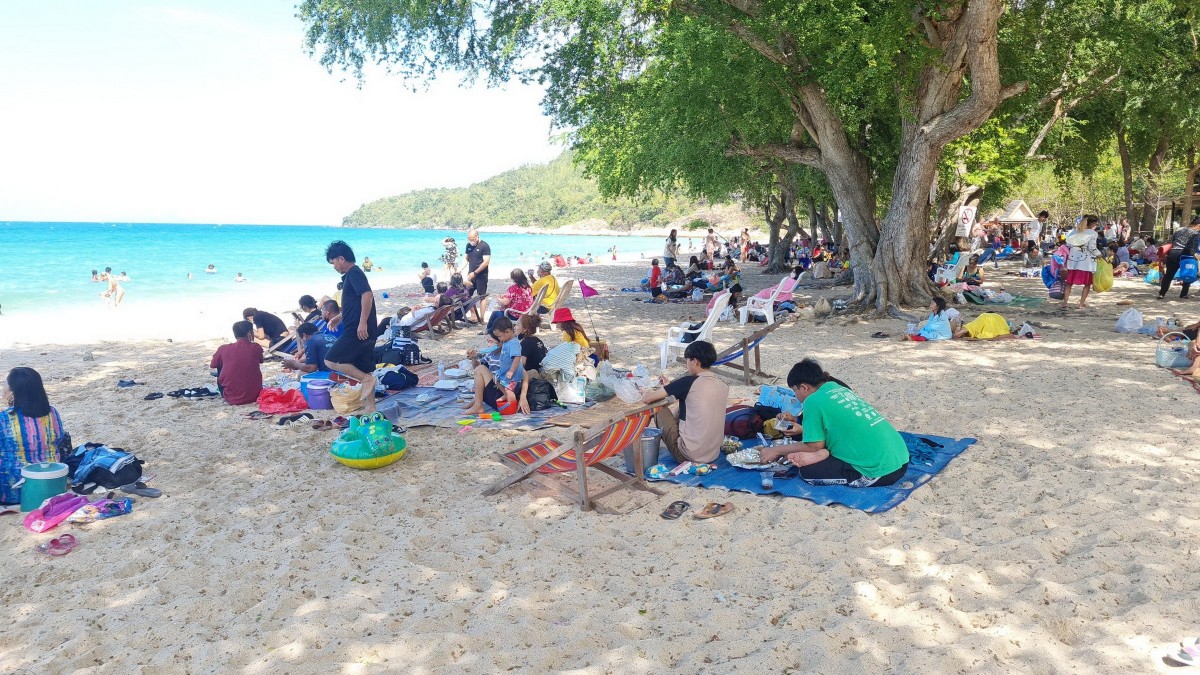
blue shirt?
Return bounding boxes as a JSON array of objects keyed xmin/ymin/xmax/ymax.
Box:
[
  {"xmin": 304, "ymin": 333, "xmax": 335, "ymax": 371},
  {"xmin": 918, "ymin": 311, "xmax": 952, "ymax": 341},
  {"xmin": 496, "ymin": 336, "xmax": 525, "ymax": 386}
]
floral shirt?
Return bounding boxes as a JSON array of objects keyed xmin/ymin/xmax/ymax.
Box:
[{"xmin": 502, "ymin": 284, "xmax": 534, "ymax": 313}]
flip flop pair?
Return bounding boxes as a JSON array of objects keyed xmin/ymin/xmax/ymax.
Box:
[
  {"xmin": 660, "ymin": 501, "xmax": 734, "ymax": 520},
  {"xmin": 36, "ymin": 533, "xmax": 78, "ymax": 557}
]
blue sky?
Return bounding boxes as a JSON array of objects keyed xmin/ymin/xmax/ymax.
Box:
[{"xmin": 0, "ymin": 1, "xmax": 561, "ymax": 224}]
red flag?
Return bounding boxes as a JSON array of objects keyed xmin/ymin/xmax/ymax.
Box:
[{"xmin": 578, "ymin": 279, "xmax": 599, "ymax": 297}]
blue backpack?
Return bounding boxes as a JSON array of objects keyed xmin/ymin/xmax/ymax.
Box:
[{"xmin": 1178, "ymin": 256, "xmax": 1199, "ymax": 284}]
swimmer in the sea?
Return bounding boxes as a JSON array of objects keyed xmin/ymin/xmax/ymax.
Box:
[
  {"xmin": 234, "ymin": 272, "xmax": 246, "ymax": 283},
  {"xmin": 205, "ymin": 264, "xmax": 217, "ymax": 274}
]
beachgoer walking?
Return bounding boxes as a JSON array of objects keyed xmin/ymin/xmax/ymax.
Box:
[
  {"xmin": 641, "ymin": 340, "xmax": 729, "ymax": 464},
  {"xmin": 362, "ymin": 257, "xmax": 374, "ymax": 272},
  {"xmin": 441, "ymin": 237, "xmax": 459, "ymax": 275},
  {"xmin": 759, "ymin": 359, "xmax": 909, "ymax": 487},
  {"xmin": 1029, "ymin": 211, "xmax": 1048, "ymax": 248},
  {"xmin": 464, "ymin": 229, "xmax": 492, "ymax": 298},
  {"xmin": 209, "ymin": 321, "xmax": 265, "ymax": 406},
  {"xmin": 322, "ymin": 240, "xmax": 379, "ymax": 414},
  {"xmin": 664, "ymin": 229, "xmax": 680, "ymax": 268},
  {"xmin": 1062, "ymin": 215, "xmax": 1102, "ymax": 308},
  {"xmin": 1159, "ymin": 217, "xmax": 1200, "ymax": 300},
  {"xmin": 705, "ymin": 228, "xmax": 718, "ymax": 261}
]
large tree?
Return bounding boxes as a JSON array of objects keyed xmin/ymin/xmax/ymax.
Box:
[{"xmin": 300, "ymin": 0, "xmax": 1028, "ymax": 310}]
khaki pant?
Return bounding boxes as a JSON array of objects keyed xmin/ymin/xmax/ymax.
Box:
[{"xmin": 655, "ymin": 407, "xmax": 687, "ymax": 463}]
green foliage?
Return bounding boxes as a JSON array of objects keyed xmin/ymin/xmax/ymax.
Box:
[
  {"xmin": 342, "ymin": 151, "xmax": 702, "ymax": 229},
  {"xmin": 685, "ymin": 218, "xmax": 709, "ymax": 231}
]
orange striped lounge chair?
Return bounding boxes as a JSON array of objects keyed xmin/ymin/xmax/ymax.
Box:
[{"xmin": 482, "ymin": 399, "xmax": 673, "ymax": 512}]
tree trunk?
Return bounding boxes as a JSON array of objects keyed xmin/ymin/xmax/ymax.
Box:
[
  {"xmin": 1116, "ymin": 124, "xmax": 1138, "ymax": 225},
  {"xmin": 766, "ymin": 180, "xmax": 802, "ymax": 273},
  {"xmin": 1182, "ymin": 146, "xmax": 1198, "ymax": 228},
  {"xmin": 870, "ymin": 0, "xmax": 1024, "ymax": 311},
  {"xmin": 1140, "ymin": 134, "xmax": 1170, "ymax": 233},
  {"xmin": 763, "ymin": 189, "xmax": 789, "ymax": 273}
]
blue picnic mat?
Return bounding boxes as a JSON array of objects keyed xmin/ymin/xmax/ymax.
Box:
[
  {"xmin": 377, "ymin": 386, "xmax": 593, "ymax": 432},
  {"xmin": 647, "ymin": 432, "xmax": 976, "ymax": 513}
]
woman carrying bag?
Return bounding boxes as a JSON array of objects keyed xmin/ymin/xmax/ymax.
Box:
[{"xmin": 1061, "ymin": 215, "xmax": 1102, "ymax": 309}]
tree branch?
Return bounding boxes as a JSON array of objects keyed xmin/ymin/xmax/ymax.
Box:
[{"xmin": 726, "ymin": 139, "xmax": 821, "ymax": 168}]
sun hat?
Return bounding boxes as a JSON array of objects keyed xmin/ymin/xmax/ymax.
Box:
[{"xmin": 552, "ymin": 308, "xmax": 576, "ymax": 324}]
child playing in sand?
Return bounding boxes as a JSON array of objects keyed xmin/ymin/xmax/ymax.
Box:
[{"xmin": 463, "ymin": 317, "xmax": 530, "ymax": 414}]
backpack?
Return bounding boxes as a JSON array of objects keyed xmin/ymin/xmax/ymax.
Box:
[
  {"xmin": 679, "ymin": 322, "xmax": 703, "ymax": 343},
  {"xmin": 61, "ymin": 443, "xmax": 144, "ymax": 492},
  {"xmin": 723, "ymin": 405, "xmax": 764, "ymax": 440},
  {"xmin": 380, "ymin": 367, "xmax": 419, "ymax": 391}
]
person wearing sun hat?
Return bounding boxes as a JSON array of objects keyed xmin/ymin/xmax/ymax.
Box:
[
  {"xmin": 551, "ymin": 307, "xmax": 590, "ymax": 350},
  {"xmin": 531, "ymin": 261, "xmax": 559, "ymax": 313}
]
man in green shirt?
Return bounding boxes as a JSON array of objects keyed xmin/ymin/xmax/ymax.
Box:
[{"xmin": 760, "ymin": 359, "xmax": 909, "ymax": 487}]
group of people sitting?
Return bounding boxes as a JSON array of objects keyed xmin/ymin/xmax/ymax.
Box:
[
  {"xmin": 642, "ymin": 255, "xmax": 744, "ymax": 306},
  {"xmin": 639, "ymin": 342, "xmax": 909, "ymax": 488}
]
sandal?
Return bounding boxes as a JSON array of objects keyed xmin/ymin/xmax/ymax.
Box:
[
  {"xmin": 120, "ymin": 482, "xmax": 162, "ymax": 498},
  {"xmin": 311, "ymin": 419, "xmax": 334, "ymax": 431},
  {"xmin": 276, "ymin": 413, "xmax": 315, "ymax": 426},
  {"xmin": 243, "ymin": 411, "xmax": 273, "ymax": 420},
  {"xmin": 870, "ymin": 332, "xmax": 890, "ymax": 339},
  {"xmin": 660, "ymin": 500, "xmax": 690, "ymax": 520},
  {"xmin": 36, "ymin": 533, "xmax": 79, "ymax": 556},
  {"xmin": 143, "ymin": 392, "xmax": 164, "ymax": 400},
  {"xmin": 694, "ymin": 502, "xmax": 733, "ymax": 519}
]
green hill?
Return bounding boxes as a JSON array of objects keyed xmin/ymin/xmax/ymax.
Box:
[{"xmin": 343, "ymin": 152, "xmax": 704, "ymax": 230}]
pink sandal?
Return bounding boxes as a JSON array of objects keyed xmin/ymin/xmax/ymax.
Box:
[{"xmin": 36, "ymin": 533, "xmax": 79, "ymax": 556}]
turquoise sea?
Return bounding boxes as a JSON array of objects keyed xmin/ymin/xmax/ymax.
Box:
[{"xmin": 0, "ymin": 222, "xmax": 664, "ymax": 317}]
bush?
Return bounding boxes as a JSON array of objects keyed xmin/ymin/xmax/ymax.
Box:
[{"xmin": 686, "ymin": 218, "xmax": 709, "ymax": 231}]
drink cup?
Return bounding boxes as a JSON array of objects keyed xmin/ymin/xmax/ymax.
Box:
[{"xmin": 760, "ymin": 471, "xmax": 774, "ymax": 490}]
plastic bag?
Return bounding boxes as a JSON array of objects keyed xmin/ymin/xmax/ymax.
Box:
[
  {"xmin": 1179, "ymin": 256, "xmax": 1199, "ymax": 283},
  {"xmin": 557, "ymin": 374, "xmax": 585, "ymax": 404},
  {"xmin": 329, "ymin": 384, "xmax": 364, "ymax": 415},
  {"xmin": 1092, "ymin": 258, "xmax": 1114, "ymax": 292},
  {"xmin": 257, "ymin": 387, "xmax": 309, "ymax": 414},
  {"xmin": 1115, "ymin": 308, "xmax": 1143, "ymax": 333},
  {"xmin": 1145, "ymin": 269, "xmax": 1162, "ymax": 285}
]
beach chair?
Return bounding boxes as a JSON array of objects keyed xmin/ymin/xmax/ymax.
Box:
[
  {"xmin": 408, "ymin": 305, "xmax": 452, "ymax": 338},
  {"xmin": 523, "ymin": 284, "xmax": 548, "ymax": 317},
  {"xmin": 659, "ymin": 291, "xmax": 731, "ymax": 369},
  {"xmin": 460, "ymin": 294, "xmax": 488, "ymax": 324},
  {"xmin": 264, "ymin": 331, "xmax": 297, "ymax": 358},
  {"xmin": 551, "ymin": 279, "xmax": 575, "ymax": 311},
  {"xmin": 740, "ymin": 276, "xmax": 795, "ymax": 325},
  {"xmin": 482, "ymin": 399, "xmax": 672, "ymax": 513},
  {"xmin": 683, "ymin": 322, "xmax": 783, "ymax": 384}
]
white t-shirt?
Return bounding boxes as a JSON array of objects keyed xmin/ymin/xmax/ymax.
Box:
[{"xmin": 1027, "ymin": 220, "xmax": 1042, "ymax": 242}]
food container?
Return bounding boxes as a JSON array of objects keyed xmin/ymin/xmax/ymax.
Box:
[
  {"xmin": 18, "ymin": 462, "xmax": 69, "ymax": 512},
  {"xmin": 623, "ymin": 428, "xmax": 662, "ymax": 475}
]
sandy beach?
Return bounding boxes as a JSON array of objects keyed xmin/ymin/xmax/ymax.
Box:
[{"xmin": 3, "ymin": 255, "xmax": 1199, "ymax": 673}]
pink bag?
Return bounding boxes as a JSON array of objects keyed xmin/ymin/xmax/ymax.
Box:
[
  {"xmin": 24, "ymin": 493, "xmax": 88, "ymax": 533},
  {"xmin": 257, "ymin": 387, "xmax": 309, "ymax": 414}
]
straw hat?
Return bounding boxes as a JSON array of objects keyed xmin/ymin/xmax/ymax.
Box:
[{"xmin": 552, "ymin": 308, "xmax": 576, "ymax": 324}]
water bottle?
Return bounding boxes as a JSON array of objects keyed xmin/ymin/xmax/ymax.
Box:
[{"xmin": 437, "ymin": 361, "xmax": 445, "ymax": 379}]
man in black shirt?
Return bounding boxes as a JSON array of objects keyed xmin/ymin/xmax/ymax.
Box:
[
  {"xmin": 465, "ymin": 228, "xmax": 492, "ymax": 297},
  {"xmin": 323, "ymin": 240, "xmax": 379, "ymax": 413},
  {"xmin": 1159, "ymin": 217, "xmax": 1200, "ymax": 300},
  {"xmin": 242, "ymin": 307, "xmax": 289, "ymax": 347}
]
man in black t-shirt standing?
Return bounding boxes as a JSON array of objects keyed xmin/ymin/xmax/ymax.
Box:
[
  {"xmin": 464, "ymin": 228, "xmax": 492, "ymax": 298},
  {"xmin": 323, "ymin": 240, "xmax": 379, "ymax": 413}
]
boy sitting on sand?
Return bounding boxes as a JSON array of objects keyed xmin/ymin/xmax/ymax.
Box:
[{"xmin": 463, "ymin": 317, "xmax": 530, "ymax": 414}]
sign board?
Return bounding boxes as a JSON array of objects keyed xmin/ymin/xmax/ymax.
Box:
[{"xmin": 955, "ymin": 205, "xmax": 978, "ymax": 237}]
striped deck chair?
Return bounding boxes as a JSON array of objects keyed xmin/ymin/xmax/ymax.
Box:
[
  {"xmin": 482, "ymin": 399, "xmax": 673, "ymax": 513},
  {"xmin": 459, "ymin": 294, "xmax": 488, "ymax": 324},
  {"xmin": 682, "ymin": 322, "xmax": 783, "ymax": 384}
]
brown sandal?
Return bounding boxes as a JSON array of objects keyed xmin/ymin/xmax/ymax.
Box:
[{"xmin": 694, "ymin": 502, "xmax": 733, "ymax": 519}]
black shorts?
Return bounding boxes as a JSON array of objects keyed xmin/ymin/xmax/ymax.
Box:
[
  {"xmin": 325, "ymin": 331, "xmax": 375, "ymax": 374},
  {"xmin": 799, "ymin": 455, "xmax": 908, "ymax": 488},
  {"xmin": 471, "ymin": 275, "xmax": 489, "ymax": 297},
  {"xmin": 483, "ymin": 381, "xmax": 507, "ymax": 410}
]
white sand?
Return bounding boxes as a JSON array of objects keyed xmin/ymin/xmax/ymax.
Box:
[{"xmin": 2, "ymin": 257, "xmax": 1199, "ymax": 672}]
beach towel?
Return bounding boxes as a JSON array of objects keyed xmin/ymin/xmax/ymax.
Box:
[{"xmin": 648, "ymin": 432, "xmax": 976, "ymax": 513}]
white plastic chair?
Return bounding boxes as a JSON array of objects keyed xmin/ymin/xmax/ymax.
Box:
[
  {"xmin": 551, "ymin": 279, "xmax": 575, "ymax": 311},
  {"xmin": 740, "ymin": 276, "xmax": 795, "ymax": 325},
  {"xmin": 660, "ymin": 291, "xmax": 731, "ymax": 369}
]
